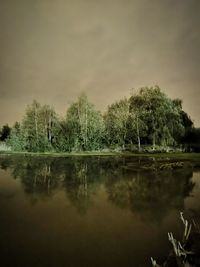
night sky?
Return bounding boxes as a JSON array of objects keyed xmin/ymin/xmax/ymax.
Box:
[{"xmin": 0, "ymin": 0, "xmax": 200, "ymax": 126}]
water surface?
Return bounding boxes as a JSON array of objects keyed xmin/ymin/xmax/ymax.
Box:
[{"xmin": 0, "ymin": 155, "xmax": 199, "ymax": 267}]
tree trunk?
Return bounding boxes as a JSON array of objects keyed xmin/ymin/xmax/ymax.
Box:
[
  {"xmin": 152, "ymin": 133, "xmax": 156, "ymax": 150},
  {"xmin": 152, "ymin": 119, "xmax": 156, "ymax": 150},
  {"xmin": 48, "ymin": 114, "xmax": 52, "ymax": 142},
  {"xmin": 123, "ymin": 129, "xmax": 127, "ymax": 150},
  {"xmin": 34, "ymin": 109, "xmax": 39, "ymax": 147},
  {"xmin": 136, "ymin": 116, "xmax": 141, "ymax": 152},
  {"xmin": 85, "ymin": 104, "xmax": 88, "ymax": 150},
  {"xmin": 137, "ymin": 134, "xmax": 141, "ymax": 152}
]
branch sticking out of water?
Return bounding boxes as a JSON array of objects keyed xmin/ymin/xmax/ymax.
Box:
[
  {"xmin": 180, "ymin": 212, "xmax": 192, "ymax": 242},
  {"xmin": 152, "ymin": 212, "xmax": 198, "ymax": 266},
  {"xmin": 151, "ymin": 257, "xmax": 161, "ymax": 267}
]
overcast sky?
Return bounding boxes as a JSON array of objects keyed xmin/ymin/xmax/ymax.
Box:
[{"xmin": 0, "ymin": 0, "xmax": 200, "ymax": 126}]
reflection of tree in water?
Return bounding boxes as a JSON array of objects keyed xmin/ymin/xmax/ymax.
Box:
[
  {"xmin": 0, "ymin": 156, "xmax": 105, "ymax": 212},
  {"xmin": 0, "ymin": 156, "xmax": 196, "ymax": 219},
  {"xmin": 0, "ymin": 156, "xmax": 62, "ymax": 203},
  {"xmin": 106, "ymin": 166, "xmax": 195, "ymax": 221},
  {"xmin": 62, "ymin": 158, "xmax": 103, "ymax": 214},
  {"xmin": 61, "ymin": 157, "xmax": 135, "ymax": 214}
]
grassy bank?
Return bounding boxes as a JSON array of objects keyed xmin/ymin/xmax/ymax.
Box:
[
  {"xmin": 1, "ymin": 150, "xmax": 200, "ymax": 160},
  {"xmin": 0, "ymin": 151, "xmax": 120, "ymax": 157}
]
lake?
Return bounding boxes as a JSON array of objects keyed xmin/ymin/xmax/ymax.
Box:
[{"xmin": 0, "ymin": 155, "xmax": 200, "ymax": 267}]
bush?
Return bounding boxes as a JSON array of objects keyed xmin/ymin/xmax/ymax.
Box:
[{"xmin": 0, "ymin": 142, "xmax": 11, "ymax": 151}]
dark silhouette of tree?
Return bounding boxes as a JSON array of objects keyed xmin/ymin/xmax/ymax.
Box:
[{"xmin": 0, "ymin": 124, "xmax": 11, "ymax": 141}]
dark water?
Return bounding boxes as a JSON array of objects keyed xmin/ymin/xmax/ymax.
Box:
[{"xmin": 0, "ymin": 155, "xmax": 200, "ymax": 267}]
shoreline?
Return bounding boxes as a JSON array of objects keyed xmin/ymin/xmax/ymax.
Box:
[{"xmin": 1, "ymin": 151, "xmax": 200, "ymax": 159}]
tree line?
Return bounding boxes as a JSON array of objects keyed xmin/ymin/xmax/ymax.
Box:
[{"xmin": 0, "ymin": 86, "xmax": 199, "ymax": 152}]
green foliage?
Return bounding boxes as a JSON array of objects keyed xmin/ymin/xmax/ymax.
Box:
[
  {"xmin": 9, "ymin": 101, "xmax": 58, "ymax": 152},
  {"xmin": 0, "ymin": 142, "xmax": 11, "ymax": 151},
  {"xmin": 105, "ymin": 98, "xmax": 130, "ymax": 148},
  {"xmin": 5, "ymin": 88, "xmax": 195, "ymax": 153},
  {"xmin": 66, "ymin": 93, "xmax": 105, "ymax": 151},
  {"xmin": 129, "ymin": 93, "xmax": 148, "ymax": 150},
  {"xmin": 8, "ymin": 122, "xmax": 26, "ymax": 151},
  {"xmin": 130, "ymin": 86, "xmax": 185, "ymax": 149}
]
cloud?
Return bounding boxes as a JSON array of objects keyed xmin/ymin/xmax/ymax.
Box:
[{"xmin": 0, "ymin": 0, "xmax": 200, "ymax": 125}]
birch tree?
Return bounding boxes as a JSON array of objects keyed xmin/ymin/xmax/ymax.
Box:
[
  {"xmin": 104, "ymin": 98, "xmax": 130, "ymax": 149},
  {"xmin": 129, "ymin": 94, "xmax": 147, "ymax": 151},
  {"xmin": 66, "ymin": 93, "xmax": 105, "ymax": 151}
]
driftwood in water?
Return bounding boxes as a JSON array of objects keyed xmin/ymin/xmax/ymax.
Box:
[{"xmin": 151, "ymin": 212, "xmax": 200, "ymax": 267}]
